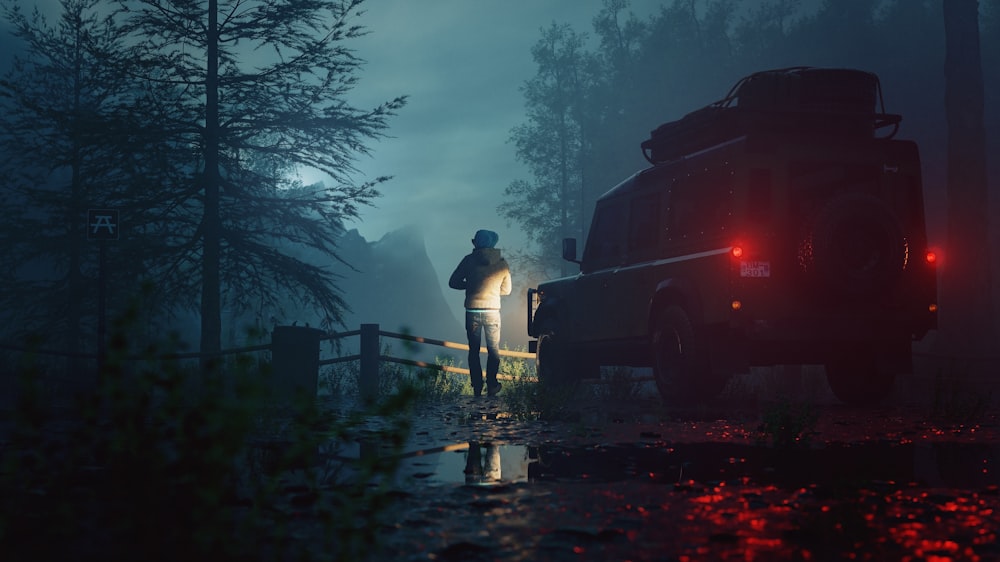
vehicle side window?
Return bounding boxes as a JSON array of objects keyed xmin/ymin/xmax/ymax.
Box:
[{"xmin": 582, "ymin": 200, "xmax": 627, "ymax": 271}]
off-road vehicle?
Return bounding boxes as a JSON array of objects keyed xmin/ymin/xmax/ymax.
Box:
[{"xmin": 526, "ymin": 67, "xmax": 938, "ymax": 406}]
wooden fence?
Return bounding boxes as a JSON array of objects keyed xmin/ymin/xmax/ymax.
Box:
[
  {"xmin": 273, "ymin": 324, "xmax": 536, "ymax": 401},
  {"xmin": 1, "ymin": 323, "xmax": 536, "ymax": 404}
]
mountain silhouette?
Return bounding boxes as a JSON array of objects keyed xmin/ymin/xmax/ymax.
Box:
[{"xmin": 336, "ymin": 225, "xmax": 464, "ymax": 343}]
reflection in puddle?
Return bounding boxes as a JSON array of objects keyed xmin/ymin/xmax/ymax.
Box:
[
  {"xmin": 385, "ymin": 441, "xmax": 999, "ymax": 490},
  {"xmin": 397, "ymin": 443, "xmax": 534, "ymax": 486}
]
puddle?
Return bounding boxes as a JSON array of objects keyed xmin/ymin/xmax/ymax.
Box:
[
  {"xmin": 320, "ymin": 440, "xmax": 535, "ymax": 486},
  {"xmin": 297, "ymin": 436, "xmax": 1000, "ymax": 561},
  {"xmin": 400, "ymin": 443, "xmax": 535, "ymax": 486},
  {"xmin": 382, "ymin": 440, "xmax": 999, "ymax": 490}
]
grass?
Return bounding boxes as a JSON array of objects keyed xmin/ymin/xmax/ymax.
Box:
[
  {"xmin": 316, "ymin": 338, "xmax": 650, "ymax": 424},
  {"xmin": 755, "ymin": 397, "xmax": 819, "ymax": 448},
  {"xmin": 320, "ymin": 343, "xmax": 473, "ymax": 402},
  {"xmin": 592, "ymin": 365, "xmax": 647, "ymax": 402}
]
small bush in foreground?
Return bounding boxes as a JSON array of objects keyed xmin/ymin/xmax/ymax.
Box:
[
  {"xmin": 0, "ymin": 305, "xmax": 414, "ymax": 562},
  {"xmin": 756, "ymin": 398, "xmax": 819, "ymax": 449}
]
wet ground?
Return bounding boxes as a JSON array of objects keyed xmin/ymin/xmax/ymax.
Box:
[
  {"xmin": 322, "ymin": 383, "xmax": 1000, "ymax": 562},
  {"xmin": 5, "ymin": 367, "xmax": 998, "ymax": 561}
]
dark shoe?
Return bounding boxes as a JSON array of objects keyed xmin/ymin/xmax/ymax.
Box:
[
  {"xmin": 473, "ymin": 387, "xmax": 483, "ymax": 398},
  {"xmin": 486, "ymin": 382, "xmax": 502, "ymax": 397}
]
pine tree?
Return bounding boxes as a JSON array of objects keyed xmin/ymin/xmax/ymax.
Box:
[
  {"xmin": 116, "ymin": 0, "xmax": 405, "ymax": 362},
  {"xmin": 941, "ymin": 0, "xmax": 995, "ymax": 359},
  {"xmin": 500, "ymin": 23, "xmax": 593, "ymax": 277},
  {"xmin": 0, "ymin": 0, "xmax": 136, "ymax": 363}
]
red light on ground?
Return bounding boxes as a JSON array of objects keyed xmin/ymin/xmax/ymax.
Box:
[
  {"xmin": 925, "ymin": 251, "xmax": 937, "ymax": 264},
  {"xmin": 731, "ymin": 246, "xmax": 744, "ymax": 258}
]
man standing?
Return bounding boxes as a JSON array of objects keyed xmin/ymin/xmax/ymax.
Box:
[{"xmin": 449, "ymin": 229, "xmax": 512, "ymax": 397}]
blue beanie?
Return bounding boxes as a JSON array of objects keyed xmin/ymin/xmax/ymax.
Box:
[{"xmin": 473, "ymin": 229, "xmax": 499, "ymax": 249}]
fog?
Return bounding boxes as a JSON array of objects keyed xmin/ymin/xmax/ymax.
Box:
[
  {"xmin": 340, "ymin": 0, "xmax": 662, "ymax": 324},
  {"xmin": 335, "ymin": 0, "xmax": 992, "ymax": 329},
  {"xmin": 340, "ymin": 1, "xmax": 832, "ymax": 325},
  {"xmin": 1, "ymin": 0, "xmax": 997, "ymax": 352},
  {"xmin": 4, "ymin": 5, "xmax": 1000, "ymax": 560}
]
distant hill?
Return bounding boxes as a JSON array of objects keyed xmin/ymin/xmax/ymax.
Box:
[
  {"xmin": 334, "ymin": 225, "xmax": 531, "ymax": 359},
  {"xmin": 335, "ymin": 226, "xmax": 464, "ymax": 343},
  {"xmin": 209, "ymin": 224, "xmax": 529, "ymax": 364}
]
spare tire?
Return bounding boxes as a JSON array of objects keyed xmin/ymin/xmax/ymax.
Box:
[{"xmin": 799, "ymin": 192, "xmax": 907, "ymax": 299}]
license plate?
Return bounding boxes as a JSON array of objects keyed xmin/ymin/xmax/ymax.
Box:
[{"xmin": 740, "ymin": 261, "xmax": 771, "ymax": 278}]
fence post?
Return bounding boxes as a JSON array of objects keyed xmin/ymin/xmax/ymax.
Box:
[
  {"xmin": 271, "ymin": 325, "xmax": 323, "ymax": 401},
  {"xmin": 359, "ymin": 323, "xmax": 380, "ymax": 402}
]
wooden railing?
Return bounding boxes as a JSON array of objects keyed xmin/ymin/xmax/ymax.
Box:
[
  {"xmin": 312, "ymin": 324, "xmax": 536, "ymax": 401},
  {"xmin": 1, "ymin": 323, "xmax": 537, "ymax": 404}
]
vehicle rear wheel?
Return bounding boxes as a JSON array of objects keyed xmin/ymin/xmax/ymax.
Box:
[
  {"xmin": 825, "ymin": 353, "xmax": 896, "ymax": 406},
  {"xmin": 651, "ymin": 305, "xmax": 725, "ymax": 406}
]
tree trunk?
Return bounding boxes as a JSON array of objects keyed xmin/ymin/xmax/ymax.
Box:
[
  {"xmin": 941, "ymin": 0, "xmax": 995, "ymax": 361},
  {"xmin": 69, "ymin": 22, "xmax": 84, "ymax": 372},
  {"xmin": 200, "ymin": 0, "xmax": 222, "ymax": 368}
]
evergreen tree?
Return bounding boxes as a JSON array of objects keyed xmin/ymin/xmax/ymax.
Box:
[
  {"xmin": 501, "ymin": 0, "xmax": 738, "ymax": 271},
  {"xmin": 731, "ymin": 0, "xmax": 802, "ymax": 65},
  {"xmin": 116, "ymin": 0, "xmax": 405, "ymax": 361},
  {"xmin": 941, "ymin": 0, "xmax": 995, "ymax": 359},
  {"xmin": 585, "ymin": 0, "xmax": 650, "ymax": 218},
  {"xmin": 0, "ymin": 0, "xmax": 136, "ymax": 361},
  {"xmin": 500, "ymin": 22, "xmax": 592, "ymax": 277},
  {"xmin": 981, "ymin": 0, "xmax": 1000, "ymax": 320}
]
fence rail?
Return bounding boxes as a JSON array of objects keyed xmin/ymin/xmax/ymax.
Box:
[
  {"xmin": 0, "ymin": 341, "xmax": 272, "ymax": 361},
  {"xmin": 2, "ymin": 323, "xmax": 537, "ymax": 401},
  {"xmin": 7, "ymin": 324, "xmax": 999, "ymax": 404},
  {"xmin": 317, "ymin": 324, "xmax": 537, "ymax": 399}
]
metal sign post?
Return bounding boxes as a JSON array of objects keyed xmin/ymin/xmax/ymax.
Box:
[{"xmin": 88, "ymin": 209, "xmax": 119, "ymax": 372}]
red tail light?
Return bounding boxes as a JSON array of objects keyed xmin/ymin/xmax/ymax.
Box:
[
  {"xmin": 731, "ymin": 245, "xmax": 744, "ymax": 259},
  {"xmin": 925, "ymin": 251, "xmax": 937, "ymax": 265}
]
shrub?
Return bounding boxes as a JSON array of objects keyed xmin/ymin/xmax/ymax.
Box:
[
  {"xmin": 756, "ymin": 398, "xmax": 819, "ymax": 448},
  {"xmin": 0, "ymin": 306, "xmax": 414, "ymax": 562}
]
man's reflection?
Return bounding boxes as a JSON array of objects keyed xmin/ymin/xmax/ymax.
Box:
[{"xmin": 464, "ymin": 441, "xmax": 501, "ymax": 484}]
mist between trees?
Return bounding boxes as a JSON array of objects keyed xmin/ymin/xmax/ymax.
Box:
[
  {"xmin": 1, "ymin": 0, "xmax": 998, "ymax": 375},
  {"xmin": 0, "ymin": 0, "xmax": 407, "ymax": 367}
]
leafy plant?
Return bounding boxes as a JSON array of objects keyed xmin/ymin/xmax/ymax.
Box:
[
  {"xmin": 499, "ymin": 350, "xmax": 587, "ymax": 422},
  {"xmin": 756, "ymin": 398, "xmax": 819, "ymax": 449},
  {"xmin": 593, "ymin": 366, "xmax": 644, "ymax": 402},
  {"xmin": 410, "ymin": 358, "xmax": 470, "ymax": 401},
  {"xmin": 0, "ymin": 304, "xmax": 415, "ymax": 561},
  {"xmin": 318, "ymin": 360, "xmax": 356, "ymax": 398}
]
